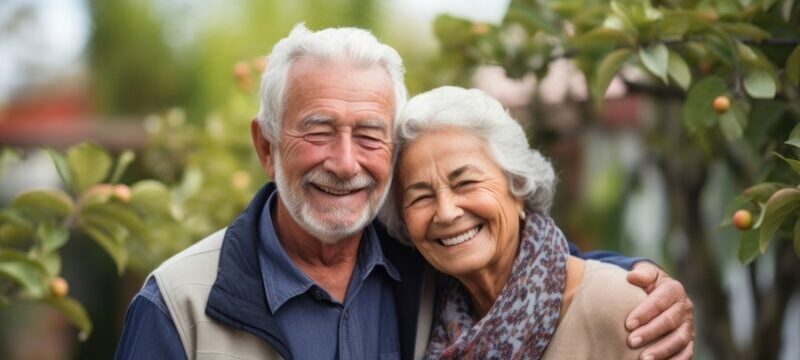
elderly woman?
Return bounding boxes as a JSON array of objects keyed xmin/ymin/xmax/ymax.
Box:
[{"xmin": 380, "ymin": 86, "xmax": 646, "ymax": 359}]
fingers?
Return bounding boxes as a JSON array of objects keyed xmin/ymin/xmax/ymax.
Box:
[
  {"xmin": 627, "ymin": 262, "xmax": 661, "ymax": 290},
  {"xmin": 636, "ymin": 322, "xmax": 695, "ymax": 360},
  {"xmin": 626, "ymin": 276, "xmax": 685, "ymax": 331},
  {"xmin": 668, "ymin": 341, "xmax": 694, "ymax": 360},
  {"xmin": 628, "ymin": 295, "xmax": 693, "ymax": 347}
]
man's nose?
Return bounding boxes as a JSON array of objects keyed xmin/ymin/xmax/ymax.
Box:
[
  {"xmin": 324, "ymin": 133, "xmax": 361, "ymax": 179},
  {"xmin": 433, "ymin": 193, "xmax": 463, "ymax": 224}
]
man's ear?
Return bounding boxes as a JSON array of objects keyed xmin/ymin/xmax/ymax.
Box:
[{"xmin": 251, "ymin": 119, "xmax": 276, "ymax": 179}]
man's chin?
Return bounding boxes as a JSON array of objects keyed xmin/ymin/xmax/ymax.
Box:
[{"xmin": 298, "ymin": 209, "xmax": 372, "ymax": 244}]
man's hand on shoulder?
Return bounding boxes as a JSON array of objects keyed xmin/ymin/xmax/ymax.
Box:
[{"xmin": 625, "ymin": 262, "xmax": 695, "ymax": 360}]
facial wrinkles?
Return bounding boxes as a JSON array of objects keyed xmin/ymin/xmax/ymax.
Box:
[
  {"xmin": 401, "ymin": 135, "xmax": 518, "ymax": 238},
  {"xmin": 274, "ymin": 152, "xmax": 377, "ymax": 244},
  {"xmin": 271, "ymin": 59, "xmax": 397, "ymax": 245}
]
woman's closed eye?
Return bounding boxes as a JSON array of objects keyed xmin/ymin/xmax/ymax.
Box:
[
  {"xmin": 455, "ymin": 179, "xmax": 479, "ymax": 189},
  {"xmin": 405, "ymin": 192, "xmax": 433, "ymax": 207}
]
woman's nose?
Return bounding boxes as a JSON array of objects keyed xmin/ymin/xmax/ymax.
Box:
[{"xmin": 433, "ymin": 193, "xmax": 463, "ymax": 224}]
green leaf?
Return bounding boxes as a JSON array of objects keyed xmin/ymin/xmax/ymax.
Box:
[
  {"xmin": 794, "ymin": 217, "xmax": 800, "ymax": 258},
  {"xmin": 639, "ymin": 43, "xmax": 669, "ymax": 83},
  {"xmin": 66, "ymin": 143, "xmax": 112, "ymax": 193},
  {"xmin": 744, "ymin": 182, "xmax": 788, "ymax": 203},
  {"xmin": 682, "ymin": 76, "xmax": 727, "ymax": 132},
  {"xmin": 82, "ymin": 203, "xmax": 147, "ymax": 238},
  {"xmin": 773, "ymin": 153, "xmax": 800, "ymax": 176},
  {"xmin": 109, "ymin": 151, "xmax": 135, "ymax": 184},
  {"xmin": 39, "ymin": 251, "xmax": 61, "ymax": 277},
  {"xmin": 592, "ymin": 48, "xmax": 633, "ymax": 109},
  {"xmin": 46, "ymin": 149, "xmax": 73, "ymax": 192},
  {"xmin": 45, "ymin": 297, "xmax": 92, "ymax": 341},
  {"xmin": 719, "ymin": 23, "xmax": 772, "ymax": 40},
  {"xmin": 753, "ymin": 202, "xmax": 768, "ymax": 229},
  {"xmin": 759, "ymin": 188, "xmax": 800, "ymax": 253},
  {"xmin": 787, "ymin": 45, "xmax": 800, "ymax": 86},
  {"xmin": 786, "ymin": 138, "xmax": 800, "ymax": 149},
  {"xmin": 658, "ymin": 14, "xmax": 691, "ymax": 39},
  {"xmin": 704, "ymin": 31, "xmax": 736, "ymax": 66},
  {"xmin": 735, "ymin": 41, "xmax": 759, "ymax": 63},
  {"xmin": 79, "ymin": 223, "xmax": 127, "ymax": 274},
  {"xmin": 667, "ymin": 50, "xmax": 691, "ymax": 91},
  {"xmin": 11, "ymin": 190, "xmax": 74, "ymax": 221},
  {"xmin": 0, "ymin": 208, "xmax": 33, "ymax": 228},
  {"xmin": 0, "ymin": 224, "xmax": 34, "ymax": 245},
  {"xmin": 80, "ymin": 213, "xmax": 129, "ymax": 245},
  {"xmin": 130, "ymin": 180, "xmax": 172, "ymax": 216},
  {"xmin": 37, "ymin": 223, "xmax": 69, "ymax": 253},
  {"xmin": 0, "ymin": 148, "xmax": 20, "ymax": 180},
  {"xmin": 791, "ymin": 122, "xmax": 800, "ymax": 140},
  {"xmin": 570, "ymin": 27, "xmax": 635, "ymax": 48},
  {"xmin": 718, "ymin": 101, "xmax": 748, "ymax": 141},
  {"xmin": 434, "ymin": 15, "xmax": 477, "ymax": 50},
  {"xmin": 0, "ymin": 250, "xmax": 49, "ymax": 298},
  {"xmin": 744, "ymin": 69, "xmax": 776, "ymax": 99},
  {"xmin": 739, "ymin": 230, "xmax": 760, "ymax": 265},
  {"xmin": 505, "ymin": 3, "xmax": 559, "ymax": 35}
]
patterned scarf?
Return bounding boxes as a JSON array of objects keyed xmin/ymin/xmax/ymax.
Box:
[{"xmin": 425, "ymin": 213, "xmax": 569, "ymax": 359}]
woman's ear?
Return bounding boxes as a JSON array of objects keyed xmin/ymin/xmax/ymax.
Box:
[{"xmin": 251, "ymin": 119, "xmax": 276, "ymax": 179}]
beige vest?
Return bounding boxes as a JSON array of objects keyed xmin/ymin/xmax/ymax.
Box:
[
  {"xmin": 148, "ymin": 228, "xmax": 437, "ymax": 360},
  {"xmin": 148, "ymin": 229, "xmax": 283, "ymax": 360}
]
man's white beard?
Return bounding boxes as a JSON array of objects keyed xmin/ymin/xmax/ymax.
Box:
[{"xmin": 272, "ymin": 151, "xmax": 391, "ymax": 244}]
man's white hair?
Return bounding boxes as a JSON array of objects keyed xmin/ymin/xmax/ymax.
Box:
[
  {"xmin": 378, "ymin": 86, "xmax": 557, "ymax": 244},
  {"xmin": 256, "ymin": 23, "xmax": 407, "ymax": 143}
]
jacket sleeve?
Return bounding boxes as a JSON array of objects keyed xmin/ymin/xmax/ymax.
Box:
[
  {"xmin": 568, "ymin": 242, "xmax": 646, "ymax": 270},
  {"xmin": 115, "ymin": 279, "xmax": 187, "ymax": 360}
]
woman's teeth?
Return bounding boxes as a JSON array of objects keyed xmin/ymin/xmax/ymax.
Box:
[{"xmin": 440, "ymin": 226, "xmax": 480, "ymax": 246}]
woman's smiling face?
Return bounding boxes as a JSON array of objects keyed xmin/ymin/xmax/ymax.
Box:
[{"xmin": 397, "ymin": 126, "xmax": 524, "ymax": 278}]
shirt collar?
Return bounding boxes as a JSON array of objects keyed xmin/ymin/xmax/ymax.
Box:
[{"xmin": 257, "ymin": 190, "xmax": 400, "ymax": 313}]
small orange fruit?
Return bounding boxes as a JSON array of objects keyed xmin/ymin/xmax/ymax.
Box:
[
  {"xmin": 50, "ymin": 277, "xmax": 69, "ymax": 298},
  {"xmin": 713, "ymin": 96, "xmax": 730, "ymax": 114},
  {"xmin": 733, "ymin": 209, "xmax": 753, "ymax": 230}
]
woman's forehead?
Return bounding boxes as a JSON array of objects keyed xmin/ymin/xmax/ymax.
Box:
[{"xmin": 397, "ymin": 130, "xmax": 499, "ymax": 180}]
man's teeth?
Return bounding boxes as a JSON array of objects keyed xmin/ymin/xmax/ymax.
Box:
[
  {"xmin": 316, "ymin": 185, "xmax": 355, "ymax": 195},
  {"xmin": 440, "ymin": 226, "xmax": 480, "ymax": 246}
]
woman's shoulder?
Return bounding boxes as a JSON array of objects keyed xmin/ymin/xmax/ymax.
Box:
[
  {"xmin": 543, "ymin": 260, "xmax": 645, "ymax": 359},
  {"xmin": 576, "ymin": 260, "xmax": 647, "ymax": 324},
  {"xmin": 582, "ymin": 260, "xmax": 647, "ymax": 302}
]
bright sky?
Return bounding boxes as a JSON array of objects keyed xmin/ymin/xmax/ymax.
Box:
[{"xmin": 0, "ymin": 0, "xmax": 89, "ymax": 103}]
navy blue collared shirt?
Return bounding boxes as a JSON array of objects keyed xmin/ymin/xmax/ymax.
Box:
[
  {"xmin": 116, "ymin": 191, "xmax": 401, "ymax": 360},
  {"xmin": 257, "ymin": 191, "xmax": 401, "ymax": 359}
]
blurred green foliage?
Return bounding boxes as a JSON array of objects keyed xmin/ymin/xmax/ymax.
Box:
[{"xmin": 0, "ymin": 59, "xmax": 269, "ymax": 339}]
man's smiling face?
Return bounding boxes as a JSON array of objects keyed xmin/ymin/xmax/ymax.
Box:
[{"xmin": 270, "ymin": 57, "xmax": 395, "ymax": 243}]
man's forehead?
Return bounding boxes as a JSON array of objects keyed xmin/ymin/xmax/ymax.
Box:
[
  {"xmin": 288, "ymin": 56, "xmax": 392, "ymax": 86},
  {"xmin": 299, "ymin": 115, "xmax": 389, "ymax": 132}
]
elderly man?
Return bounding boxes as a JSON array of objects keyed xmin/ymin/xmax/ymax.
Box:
[{"xmin": 116, "ymin": 25, "xmax": 694, "ymax": 360}]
